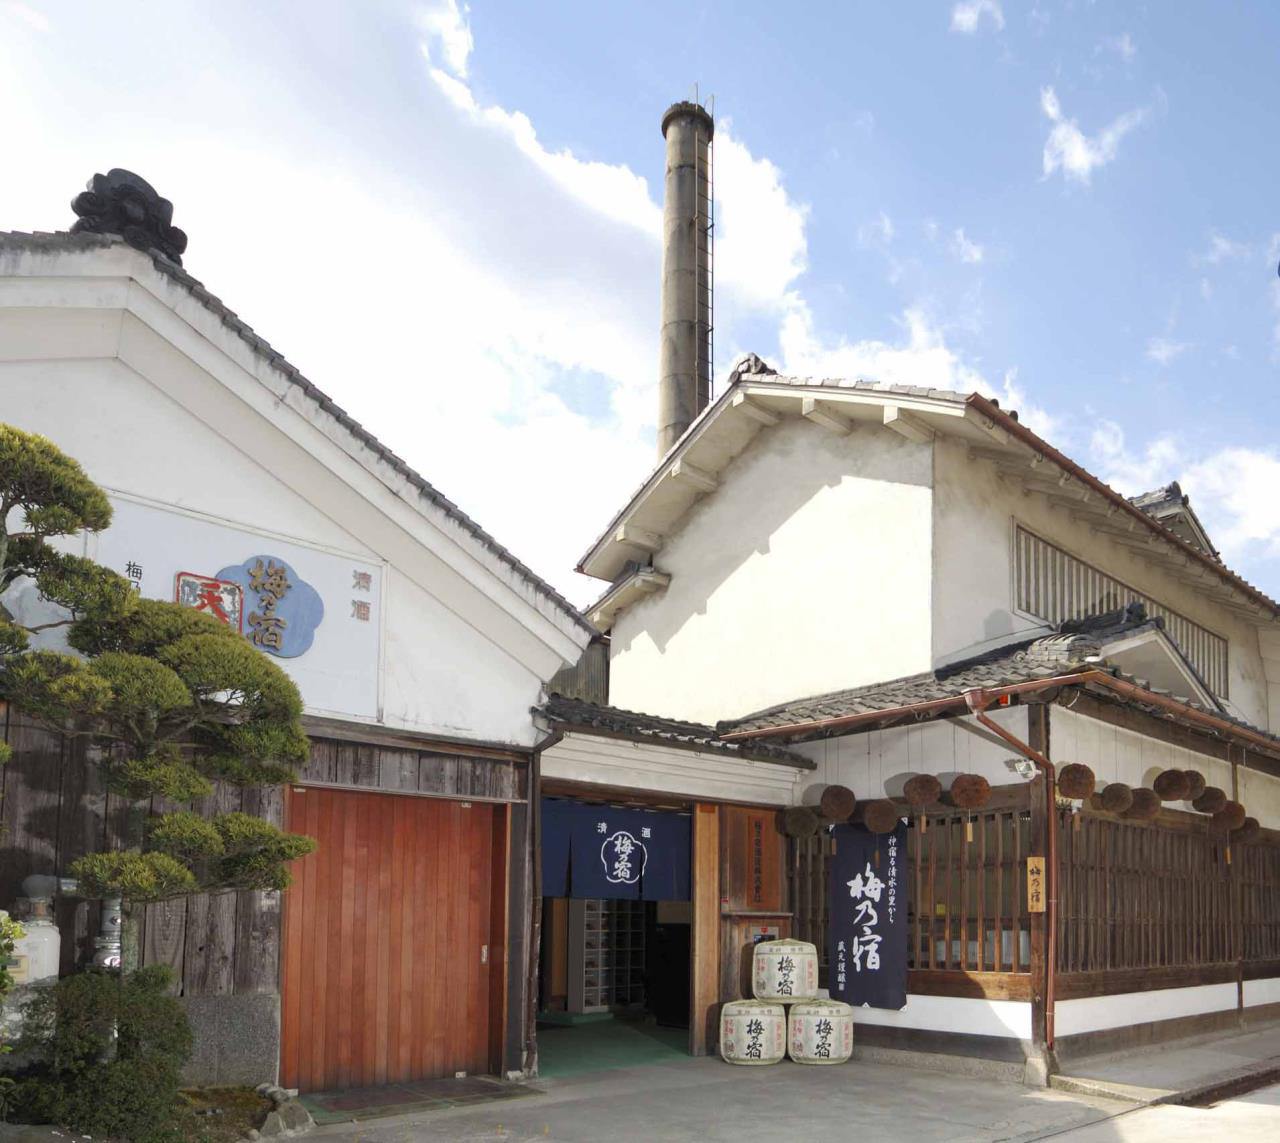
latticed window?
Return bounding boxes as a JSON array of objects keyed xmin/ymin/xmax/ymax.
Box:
[{"xmin": 1013, "ymin": 525, "xmax": 1229, "ymax": 697}]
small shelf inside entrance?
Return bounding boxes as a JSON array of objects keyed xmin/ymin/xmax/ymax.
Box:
[{"xmin": 567, "ymin": 899, "xmax": 646, "ymax": 1014}]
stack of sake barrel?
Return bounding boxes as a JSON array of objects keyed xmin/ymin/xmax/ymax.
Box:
[{"xmin": 719, "ymin": 938, "xmax": 854, "ymax": 1066}]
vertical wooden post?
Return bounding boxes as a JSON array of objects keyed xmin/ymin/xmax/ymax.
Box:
[
  {"xmin": 1231, "ymin": 746, "xmax": 1244, "ymax": 1020},
  {"xmin": 689, "ymin": 802, "xmax": 721, "ymax": 1056},
  {"xmin": 1027, "ymin": 705, "xmax": 1050, "ymax": 1051}
]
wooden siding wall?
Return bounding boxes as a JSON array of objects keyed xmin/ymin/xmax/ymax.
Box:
[{"xmin": 0, "ymin": 705, "xmax": 524, "ymax": 999}]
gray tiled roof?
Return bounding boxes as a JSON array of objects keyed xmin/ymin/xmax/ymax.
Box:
[
  {"xmin": 540, "ymin": 693, "xmax": 814, "ymax": 768},
  {"xmin": 0, "ymin": 230, "xmax": 592, "ymax": 634},
  {"xmin": 718, "ymin": 605, "xmax": 1234, "ymax": 738}
]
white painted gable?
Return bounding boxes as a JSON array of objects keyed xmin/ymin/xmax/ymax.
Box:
[{"xmin": 0, "ymin": 236, "xmax": 591, "ymax": 748}]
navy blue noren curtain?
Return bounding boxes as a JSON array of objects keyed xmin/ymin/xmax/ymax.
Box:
[{"xmin": 540, "ymin": 798, "xmax": 690, "ymax": 901}]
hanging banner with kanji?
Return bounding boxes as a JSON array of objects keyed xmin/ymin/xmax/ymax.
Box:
[
  {"xmin": 540, "ymin": 798, "xmax": 691, "ymax": 901},
  {"xmin": 828, "ymin": 822, "xmax": 909, "ymax": 1010}
]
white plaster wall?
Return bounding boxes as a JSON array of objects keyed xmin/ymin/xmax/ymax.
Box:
[
  {"xmin": 793, "ymin": 707, "xmax": 1035, "ymax": 804},
  {"xmin": 932, "ymin": 436, "xmax": 1273, "ymax": 729},
  {"xmin": 0, "ymin": 310, "xmax": 559, "ymax": 747},
  {"xmin": 1236, "ymin": 766, "xmax": 1280, "ymax": 830},
  {"xmin": 1055, "ymin": 983, "xmax": 1238, "ymax": 1037},
  {"xmin": 0, "ymin": 356, "xmax": 363, "ymax": 554},
  {"xmin": 610, "ymin": 418, "xmax": 934, "ymax": 725},
  {"xmin": 849, "ymin": 995, "xmax": 1032, "ymax": 1039},
  {"xmin": 1049, "ymin": 707, "xmax": 1280, "ymax": 827},
  {"xmin": 540, "ymin": 733, "xmax": 803, "ymax": 806},
  {"xmin": 1243, "ymin": 978, "xmax": 1280, "ymax": 1008}
]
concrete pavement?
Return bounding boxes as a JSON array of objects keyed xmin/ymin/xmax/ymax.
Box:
[{"xmin": 312, "ymin": 1055, "xmax": 1133, "ymax": 1142}]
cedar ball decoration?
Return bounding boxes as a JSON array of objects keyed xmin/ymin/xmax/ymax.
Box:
[
  {"xmin": 1125, "ymin": 787, "xmax": 1161, "ymax": 821},
  {"xmin": 819, "ymin": 784, "xmax": 857, "ymax": 822},
  {"xmin": 1193, "ymin": 786, "xmax": 1228, "ymax": 815},
  {"xmin": 950, "ymin": 773, "xmax": 992, "ymax": 810},
  {"xmin": 1182, "ymin": 771, "xmax": 1207, "ymax": 801},
  {"xmin": 1232, "ymin": 817, "xmax": 1261, "ymax": 845},
  {"xmin": 903, "ymin": 774, "xmax": 943, "ymax": 808},
  {"xmin": 862, "ymin": 799, "xmax": 902, "ymax": 835},
  {"xmin": 1212, "ymin": 800, "xmax": 1247, "ymax": 833},
  {"xmin": 1057, "ymin": 763, "xmax": 1096, "ymax": 801},
  {"xmin": 782, "ymin": 805, "xmax": 822, "ymax": 839},
  {"xmin": 1153, "ymin": 769, "xmax": 1191, "ymax": 802},
  {"xmin": 1100, "ymin": 782, "xmax": 1134, "ymax": 814}
]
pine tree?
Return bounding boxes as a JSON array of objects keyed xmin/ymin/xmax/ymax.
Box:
[{"xmin": 0, "ymin": 423, "xmax": 315, "ymax": 905}]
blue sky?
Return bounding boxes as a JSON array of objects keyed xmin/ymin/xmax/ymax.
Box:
[{"xmin": 3, "ymin": 1, "xmax": 1279, "ymax": 605}]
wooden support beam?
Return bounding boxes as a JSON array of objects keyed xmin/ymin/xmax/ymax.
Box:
[
  {"xmin": 732, "ymin": 392, "xmax": 780, "ymax": 426},
  {"xmin": 671, "ymin": 458, "xmax": 718, "ymax": 494},
  {"xmin": 690, "ymin": 803, "xmax": 721, "ymax": 1056},
  {"xmin": 963, "ymin": 406, "xmax": 1012, "ymax": 446},
  {"xmin": 801, "ymin": 397, "xmax": 853, "ymax": 436},
  {"xmin": 614, "ymin": 523, "xmax": 662, "ymax": 553},
  {"xmin": 883, "ymin": 404, "xmax": 934, "ymax": 443}
]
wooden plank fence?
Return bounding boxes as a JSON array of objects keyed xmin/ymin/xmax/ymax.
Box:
[{"xmin": 0, "ymin": 704, "xmax": 524, "ymax": 998}]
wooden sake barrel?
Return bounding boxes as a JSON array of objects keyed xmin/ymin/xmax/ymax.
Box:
[
  {"xmin": 752, "ymin": 938, "xmax": 819, "ymax": 1003},
  {"xmin": 719, "ymin": 1000, "xmax": 786, "ymax": 1066},
  {"xmin": 788, "ymin": 998, "xmax": 854, "ymax": 1065}
]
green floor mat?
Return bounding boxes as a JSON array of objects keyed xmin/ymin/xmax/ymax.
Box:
[{"xmin": 535, "ymin": 1017, "xmax": 690, "ymax": 1078}]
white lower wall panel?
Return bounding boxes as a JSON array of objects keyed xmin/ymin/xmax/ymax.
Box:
[
  {"xmin": 1244, "ymin": 978, "xmax": 1280, "ymax": 1008},
  {"xmin": 1055, "ymin": 983, "xmax": 1237, "ymax": 1037},
  {"xmin": 850, "ymin": 995, "xmax": 1032, "ymax": 1040}
]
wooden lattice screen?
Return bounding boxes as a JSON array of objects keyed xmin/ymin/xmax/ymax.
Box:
[
  {"xmin": 791, "ymin": 801, "xmax": 1280, "ymax": 988},
  {"xmin": 1056, "ymin": 811, "xmax": 1235, "ymax": 973},
  {"xmin": 789, "ymin": 801, "xmax": 1035, "ymax": 981}
]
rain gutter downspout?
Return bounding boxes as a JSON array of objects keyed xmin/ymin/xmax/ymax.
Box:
[{"xmin": 964, "ymin": 689, "xmax": 1058, "ymax": 1062}]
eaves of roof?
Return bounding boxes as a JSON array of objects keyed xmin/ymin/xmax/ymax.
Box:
[
  {"xmin": 574, "ymin": 361, "xmax": 1280, "ymax": 621},
  {"xmin": 0, "ymin": 229, "xmax": 593, "ymax": 636}
]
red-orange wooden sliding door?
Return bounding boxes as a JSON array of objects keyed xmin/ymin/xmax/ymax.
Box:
[{"xmin": 280, "ymin": 787, "xmax": 502, "ymax": 1092}]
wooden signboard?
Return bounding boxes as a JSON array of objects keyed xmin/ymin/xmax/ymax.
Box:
[{"xmin": 1026, "ymin": 856, "xmax": 1046, "ymax": 914}]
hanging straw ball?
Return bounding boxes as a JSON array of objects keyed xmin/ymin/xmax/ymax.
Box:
[
  {"xmin": 1125, "ymin": 788, "xmax": 1161, "ymax": 821},
  {"xmin": 950, "ymin": 773, "xmax": 992, "ymax": 810},
  {"xmin": 862, "ymin": 799, "xmax": 902, "ymax": 835},
  {"xmin": 1057, "ymin": 763, "xmax": 1097, "ymax": 801},
  {"xmin": 1212, "ymin": 801, "xmax": 1247, "ymax": 833},
  {"xmin": 818, "ymin": 784, "xmax": 857, "ymax": 822},
  {"xmin": 1182, "ymin": 771, "xmax": 1207, "ymax": 802},
  {"xmin": 1100, "ymin": 782, "xmax": 1134, "ymax": 814},
  {"xmin": 1153, "ymin": 769, "xmax": 1191, "ymax": 802},
  {"xmin": 1232, "ymin": 817, "xmax": 1261, "ymax": 845},
  {"xmin": 903, "ymin": 773, "xmax": 943, "ymax": 808},
  {"xmin": 1192, "ymin": 786, "xmax": 1228, "ymax": 815},
  {"xmin": 782, "ymin": 806, "xmax": 822, "ymax": 838}
]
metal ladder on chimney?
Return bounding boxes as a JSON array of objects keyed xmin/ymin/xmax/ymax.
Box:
[{"xmin": 694, "ymin": 95, "xmax": 715, "ymax": 406}]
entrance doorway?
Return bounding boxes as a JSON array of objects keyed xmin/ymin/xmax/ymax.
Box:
[
  {"xmin": 536, "ymin": 796, "xmax": 692, "ymax": 1076},
  {"xmin": 280, "ymin": 787, "xmax": 506, "ymax": 1092}
]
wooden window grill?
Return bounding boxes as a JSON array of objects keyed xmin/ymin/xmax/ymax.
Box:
[{"xmin": 1013, "ymin": 525, "xmax": 1229, "ymax": 698}]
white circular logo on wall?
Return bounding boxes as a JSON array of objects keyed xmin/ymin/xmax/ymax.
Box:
[{"xmin": 601, "ymin": 830, "xmax": 648, "ymax": 885}]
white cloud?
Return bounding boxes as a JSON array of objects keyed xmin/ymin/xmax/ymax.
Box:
[
  {"xmin": 418, "ymin": 0, "xmax": 473, "ymax": 78},
  {"xmin": 1145, "ymin": 337, "xmax": 1190, "ymax": 366},
  {"xmin": 951, "ymin": 228, "xmax": 984, "ymax": 264},
  {"xmin": 1090, "ymin": 422, "xmax": 1280, "ymax": 564},
  {"xmin": 857, "ymin": 210, "xmax": 895, "ymax": 248},
  {"xmin": 951, "ymin": 1, "xmax": 1004, "ymax": 34},
  {"xmin": 1098, "ymin": 33, "xmax": 1137, "ymax": 62},
  {"xmin": 1, "ymin": 2, "xmax": 48, "ymax": 32},
  {"xmin": 1199, "ymin": 230, "xmax": 1253, "ymax": 265},
  {"xmin": 1040, "ymin": 86, "xmax": 1147, "ymax": 185}
]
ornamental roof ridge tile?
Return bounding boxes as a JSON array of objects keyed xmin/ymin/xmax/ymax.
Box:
[{"xmin": 0, "ymin": 229, "xmax": 591, "ymax": 634}]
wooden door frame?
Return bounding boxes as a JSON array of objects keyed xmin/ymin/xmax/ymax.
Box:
[{"xmin": 281, "ymin": 784, "xmax": 512, "ymax": 1086}]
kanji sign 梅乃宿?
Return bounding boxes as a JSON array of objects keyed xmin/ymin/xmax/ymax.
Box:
[{"xmin": 828, "ymin": 822, "xmax": 908, "ymax": 1010}]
